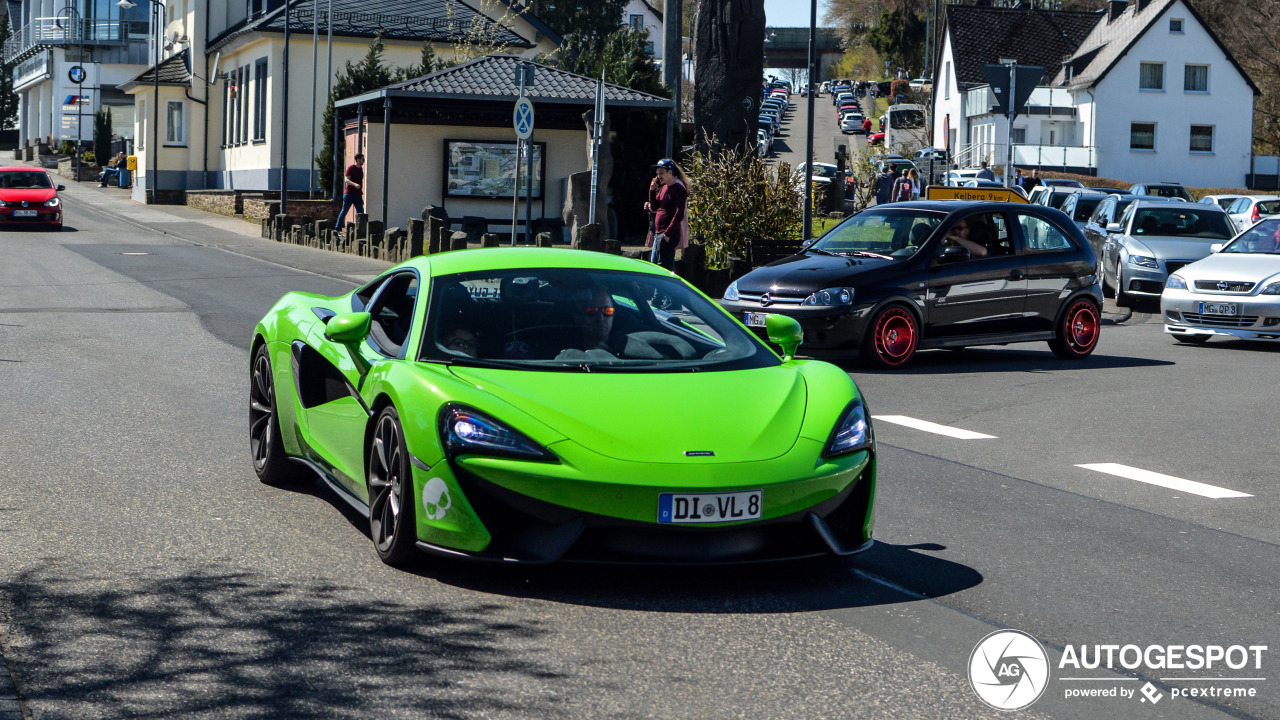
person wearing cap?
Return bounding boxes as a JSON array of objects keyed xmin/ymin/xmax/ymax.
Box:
[{"xmin": 647, "ymin": 158, "xmax": 688, "ymax": 270}]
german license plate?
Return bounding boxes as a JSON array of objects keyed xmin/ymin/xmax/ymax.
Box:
[
  {"xmin": 745, "ymin": 312, "xmax": 769, "ymax": 328},
  {"xmin": 1199, "ymin": 302, "xmax": 1239, "ymax": 316},
  {"xmin": 658, "ymin": 490, "xmax": 762, "ymax": 524},
  {"xmin": 13, "ymin": 210, "xmax": 37, "ymax": 217}
]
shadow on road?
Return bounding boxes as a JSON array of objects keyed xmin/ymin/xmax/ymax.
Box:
[
  {"xmin": 414, "ymin": 541, "xmax": 981, "ymax": 615},
  {"xmin": 1, "ymin": 564, "xmax": 564, "ymax": 719},
  {"xmin": 812, "ymin": 347, "xmax": 1175, "ymax": 375}
]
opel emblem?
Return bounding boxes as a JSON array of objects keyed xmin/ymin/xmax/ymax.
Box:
[
  {"xmin": 760, "ymin": 293, "xmax": 772, "ymax": 307},
  {"xmin": 1217, "ymin": 280, "xmax": 1230, "ymax": 291}
]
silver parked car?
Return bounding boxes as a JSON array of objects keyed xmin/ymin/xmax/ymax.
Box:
[
  {"xmin": 1162, "ymin": 217, "xmax": 1280, "ymax": 343},
  {"xmin": 1101, "ymin": 199, "xmax": 1236, "ymax": 307},
  {"xmin": 1223, "ymin": 195, "xmax": 1280, "ymax": 233}
]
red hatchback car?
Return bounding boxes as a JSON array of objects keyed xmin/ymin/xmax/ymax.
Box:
[{"xmin": 0, "ymin": 167, "xmax": 64, "ymax": 231}]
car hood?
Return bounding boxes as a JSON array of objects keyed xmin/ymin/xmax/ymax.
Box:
[
  {"xmin": 448, "ymin": 365, "xmax": 807, "ymax": 463},
  {"xmin": 1177, "ymin": 253, "xmax": 1280, "ymax": 282},
  {"xmin": 1125, "ymin": 235, "xmax": 1225, "ymax": 261},
  {"xmin": 735, "ymin": 252, "xmax": 902, "ymax": 296},
  {"xmin": 0, "ymin": 189, "xmax": 56, "ymax": 203}
]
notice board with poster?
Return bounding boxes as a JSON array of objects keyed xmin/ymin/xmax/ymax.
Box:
[{"xmin": 444, "ymin": 140, "xmax": 544, "ymax": 199}]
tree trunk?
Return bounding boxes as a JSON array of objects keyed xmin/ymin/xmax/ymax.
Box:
[{"xmin": 694, "ymin": 0, "xmax": 766, "ymax": 153}]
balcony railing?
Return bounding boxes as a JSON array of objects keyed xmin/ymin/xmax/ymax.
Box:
[
  {"xmin": 4, "ymin": 17, "xmax": 151, "ymax": 63},
  {"xmin": 1012, "ymin": 144, "xmax": 1096, "ymax": 170}
]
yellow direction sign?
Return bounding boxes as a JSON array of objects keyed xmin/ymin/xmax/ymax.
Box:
[{"xmin": 924, "ymin": 185, "xmax": 1029, "ymax": 203}]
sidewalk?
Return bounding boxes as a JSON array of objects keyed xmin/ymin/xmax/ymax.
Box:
[{"xmin": 36, "ymin": 164, "xmax": 392, "ymax": 286}]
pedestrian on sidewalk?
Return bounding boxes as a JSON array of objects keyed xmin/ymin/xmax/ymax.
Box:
[
  {"xmin": 336, "ymin": 154, "xmax": 365, "ymax": 238},
  {"xmin": 98, "ymin": 152, "xmax": 126, "ymax": 187},
  {"xmin": 649, "ymin": 158, "xmax": 688, "ymax": 270},
  {"xmin": 1021, "ymin": 168, "xmax": 1043, "ymax": 192},
  {"xmin": 874, "ymin": 165, "xmax": 896, "ymax": 205},
  {"xmin": 892, "ymin": 169, "xmax": 913, "ymax": 203},
  {"xmin": 976, "ymin": 161, "xmax": 995, "ymax": 181},
  {"xmin": 908, "ymin": 168, "xmax": 921, "ymax": 199}
]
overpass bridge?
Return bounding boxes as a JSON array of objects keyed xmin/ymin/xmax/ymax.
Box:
[{"xmin": 763, "ymin": 27, "xmax": 845, "ymax": 80}]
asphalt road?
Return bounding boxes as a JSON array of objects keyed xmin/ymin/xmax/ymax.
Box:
[{"xmin": 1, "ymin": 187, "xmax": 1278, "ymax": 719}]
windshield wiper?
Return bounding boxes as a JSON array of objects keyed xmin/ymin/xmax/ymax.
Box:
[
  {"xmin": 806, "ymin": 246, "xmax": 843, "ymax": 258},
  {"xmin": 845, "ymin": 250, "xmax": 893, "ymax": 260}
]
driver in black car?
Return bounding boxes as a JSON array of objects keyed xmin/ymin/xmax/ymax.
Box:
[{"xmin": 941, "ymin": 218, "xmax": 988, "ymax": 258}]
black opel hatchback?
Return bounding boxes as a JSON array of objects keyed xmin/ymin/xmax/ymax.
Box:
[{"xmin": 720, "ymin": 201, "xmax": 1103, "ymax": 368}]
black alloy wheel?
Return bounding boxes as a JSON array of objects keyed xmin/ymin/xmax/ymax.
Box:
[
  {"xmin": 1049, "ymin": 299, "xmax": 1101, "ymax": 359},
  {"xmin": 367, "ymin": 406, "xmax": 417, "ymax": 566},
  {"xmin": 250, "ymin": 344, "xmax": 306, "ymax": 486}
]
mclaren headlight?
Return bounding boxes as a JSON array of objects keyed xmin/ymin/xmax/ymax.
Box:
[
  {"xmin": 823, "ymin": 398, "xmax": 871, "ymax": 458},
  {"xmin": 723, "ymin": 280, "xmax": 740, "ymax": 302},
  {"xmin": 1165, "ymin": 274, "xmax": 1188, "ymax": 290},
  {"xmin": 439, "ymin": 405, "xmax": 556, "ymax": 462},
  {"xmin": 802, "ymin": 286, "xmax": 855, "ymax": 306}
]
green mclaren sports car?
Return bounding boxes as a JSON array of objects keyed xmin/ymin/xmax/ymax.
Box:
[{"xmin": 250, "ymin": 248, "xmax": 877, "ymax": 565}]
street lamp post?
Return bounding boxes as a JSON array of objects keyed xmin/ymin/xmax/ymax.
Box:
[
  {"xmin": 117, "ymin": 0, "xmax": 160, "ymax": 204},
  {"xmin": 58, "ymin": 4, "xmax": 84, "ymax": 181},
  {"xmin": 802, "ymin": 0, "xmax": 817, "ymax": 241}
]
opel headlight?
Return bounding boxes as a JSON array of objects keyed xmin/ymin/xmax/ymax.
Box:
[
  {"xmin": 723, "ymin": 280, "xmax": 740, "ymax": 302},
  {"xmin": 1261, "ymin": 282, "xmax": 1280, "ymax": 295},
  {"xmin": 1129, "ymin": 254, "xmax": 1159, "ymax": 269},
  {"xmin": 823, "ymin": 398, "xmax": 871, "ymax": 458},
  {"xmin": 802, "ymin": 286, "xmax": 855, "ymax": 306},
  {"xmin": 1165, "ymin": 274, "xmax": 1188, "ymax": 290},
  {"xmin": 439, "ymin": 406, "xmax": 556, "ymax": 462},
  {"xmin": 44, "ymin": 197, "xmax": 60, "ymax": 207}
]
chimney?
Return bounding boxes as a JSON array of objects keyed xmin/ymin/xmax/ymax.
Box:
[
  {"xmin": 1136, "ymin": 0, "xmax": 1150, "ymax": 11},
  {"xmin": 1108, "ymin": 0, "xmax": 1126, "ymax": 21}
]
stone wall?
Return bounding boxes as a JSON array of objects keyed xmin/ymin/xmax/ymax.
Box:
[
  {"xmin": 185, "ymin": 190, "xmax": 238, "ymax": 217},
  {"xmin": 243, "ymin": 198, "xmax": 274, "ymax": 224},
  {"xmin": 56, "ymin": 158, "xmax": 100, "ymax": 182}
]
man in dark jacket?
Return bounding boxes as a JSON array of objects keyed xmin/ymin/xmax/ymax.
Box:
[{"xmin": 874, "ymin": 167, "xmax": 897, "ymax": 205}]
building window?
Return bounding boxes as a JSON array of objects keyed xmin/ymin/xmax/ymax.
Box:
[
  {"xmin": 1184, "ymin": 64, "xmax": 1208, "ymax": 92},
  {"xmin": 165, "ymin": 100, "xmax": 185, "ymax": 145},
  {"xmin": 240, "ymin": 65, "xmax": 249, "ymax": 143},
  {"xmin": 1169, "ymin": 18, "xmax": 1183, "ymax": 32},
  {"xmin": 1139, "ymin": 62, "xmax": 1164, "ymax": 90},
  {"xmin": 138, "ymin": 99, "xmax": 146, "ymax": 150},
  {"xmin": 1190, "ymin": 124, "xmax": 1214, "ymax": 152},
  {"xmin": 629, "ymin": 14, "xmax": 644, "ymax": 31},
  {"xmin": 253, "ymin": 58, "xmax": 268, "ymax": 141},
  {"xmin": 1011, "ymin": 127, "xmax": 1026, "ymax": 144},
  {"xmin": 221, "ymin": 79, "xmax": 230, "ymax": 147},
  {"xmin": 944, "ymin": 62, "xmax": 951, "ymax": 99},
  {"xmin": 644, "ymin": 41, "xmax": 654, "ymax": 56},
  {"xmin": 1130, "ymin": 122, "xmax": 1156, "ymax": 150}
]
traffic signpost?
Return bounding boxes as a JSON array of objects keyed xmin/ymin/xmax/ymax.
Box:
[
  {"xmin": 511, "ymin": 63, "xmax": 536, "ymax": 244},
  {"xmin": 981, "ymin": 62, "xmax": 1043, "ymax": 188}
]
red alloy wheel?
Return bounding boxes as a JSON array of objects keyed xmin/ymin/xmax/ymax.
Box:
[
  {"xmin": 872, "ymin": 307, "xmax": 917, "ymax": 366},
  {"xmin": 1064, "ymin": 300, "xmax": 1100, "ymax": 354}
]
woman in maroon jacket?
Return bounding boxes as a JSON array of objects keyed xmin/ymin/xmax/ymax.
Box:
[{"xmin": 645, "ymin": 158, "xmax": 688, "ymax": 270}]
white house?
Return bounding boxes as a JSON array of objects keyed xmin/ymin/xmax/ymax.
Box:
[
  {"xmin": 930, "ymin": 0, "xmax": 1258, "ymax": 187},
  {"xmin": 116, "ymin": 0, "xmax": 561, "ymax": 203},
  {"xmin": 1053, "ymin": 0, "xmax": 1258, "ymax": 187},
  {"xmin": 622, "ymin": 0, "xmax": 663, "ymax": 61}
]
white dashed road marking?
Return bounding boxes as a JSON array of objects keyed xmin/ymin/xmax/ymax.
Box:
[
  {"xmin": 872, "ymin": 415, "xmax": 997, "ymax": 440},
  {"xmin": 1075, "ymin": 463, "xmax": 1252, "ymax": 499}
]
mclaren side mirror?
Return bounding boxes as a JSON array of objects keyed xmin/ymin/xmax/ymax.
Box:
[
  {"xmin": 765, "ymin": 314, "xmax": 804, "ymax": 362},
  {"xmin": 325, "ymin": 311, "xmax": 371, "ymax": 343}
]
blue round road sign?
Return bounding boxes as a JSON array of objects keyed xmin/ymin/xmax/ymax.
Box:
[{"xmin": 513, "ymin": 96, "xmax": 534, "ymax": 140}]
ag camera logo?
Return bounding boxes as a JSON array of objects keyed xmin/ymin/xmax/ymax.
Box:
[{"xmin": 969, "ymin": 629, "xmax": 1050, "ymax": 710}]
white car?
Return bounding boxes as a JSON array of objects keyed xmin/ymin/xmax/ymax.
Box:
[
  {"xmin": 840, "ymin": 113, "xmax": 865, "ymax": 133},
  {"xmin": 1162, "ymin": 217, "xmax": 1280, "ymax": 343},
  {"xmin": 1223, "ymin": 195, "xmax": 1280, "ymax": 232},
  {"xmin": 1199, "ymin": 194, "xmax": 1245, "ymax": 210}
]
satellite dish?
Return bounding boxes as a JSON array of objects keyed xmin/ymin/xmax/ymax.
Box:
[{"xmin": 164, "ymin": 20, "xmax": 187, "ymax": 47}]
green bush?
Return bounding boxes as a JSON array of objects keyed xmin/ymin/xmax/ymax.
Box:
[
  {"xmin": 81, "ymin": 150, "xmax": 96, "ymax": 164},
  {"xmin": 686, "ymin": 139, "xmax": 803, "ymax": 268},
  {"xmin": 57, "ymin": 140, "xmax": 77, "ymax": 156}
]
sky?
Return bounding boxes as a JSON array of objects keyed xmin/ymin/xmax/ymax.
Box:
[{"xmin": 762, "ymin": 0, "xmax": 832, "ymax": 28}]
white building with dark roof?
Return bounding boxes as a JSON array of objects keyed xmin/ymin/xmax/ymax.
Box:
[{"xmin": 931, "ymin": 0, "xmax": 1258, "ymax": 186}]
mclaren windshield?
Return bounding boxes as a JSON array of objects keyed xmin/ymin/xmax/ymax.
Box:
[
  {"xmin": 811, "ymin": 207, "xmax": 945, "ymax": 258},
  {"xmin": 422, "ymin": 268, "xmax": 779, "ymax": 372}
]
